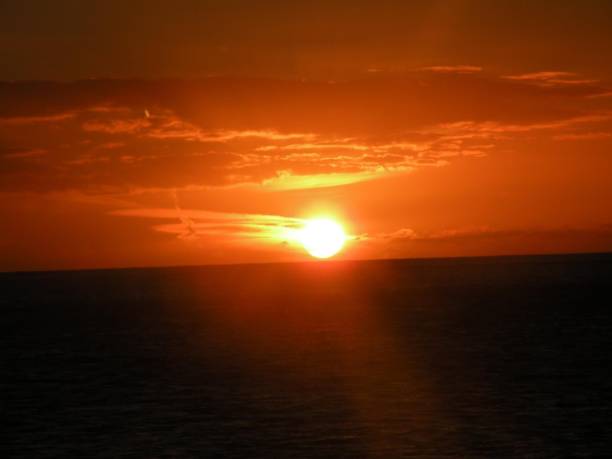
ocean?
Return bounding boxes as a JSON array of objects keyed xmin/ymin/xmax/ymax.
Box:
[{"xmin": 3, "ymin": 254, "xmax": 612, "ymax": 457}]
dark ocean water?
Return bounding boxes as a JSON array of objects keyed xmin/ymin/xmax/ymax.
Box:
[{"xmin": 3, "ymin": 254, "xmax": 612, "ymax": 458}]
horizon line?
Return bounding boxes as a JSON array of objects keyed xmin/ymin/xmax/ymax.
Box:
[{"xmin": 2, "ymin": 250, "xmax": 611, "ymax": 276}]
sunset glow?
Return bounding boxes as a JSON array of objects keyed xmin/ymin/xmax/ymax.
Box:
[
  {"xmin": 3, "ymin": 3, "xmax": 612, "ymax": 458},
  {"xmin": 1, "ymin": 1, "xmax": 612, "ymax": 272}
]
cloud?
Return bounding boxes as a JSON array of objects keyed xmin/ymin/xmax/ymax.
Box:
[
  {"xmin": 553, "ymin": 132, "xmax": 612, "ymax": 140},
  {"xmin": 370, "ymin": 228, "xmax": 419, "ymax": 241},
  {"xmin": 503, "ymin": 71, "xmax": 599, "ymax": 88},
  {"xmin": 589, "ymin": 91, "xmax": 612, "ymax": 99},
  {"xmin": 362, "ymin": 226, "xmax": 500, "ymax": 243},
  {"xmin": 434, "ymin": 113, "xmax": 612, "ymax": 140},
  {"xmin": 0, "ymin": 112, "xmax": 76, "ymax": 125},
  {"xmin": 1, "ymin": 148, "xmax": 46, "ymax": 159},
  {"xmin": 420, "ymin": 65, "xmax": 483, "ymax": 74},
  {"xmin": 1, "ymin": 71, "xmax": 611, "ymax": 193},
  {"xmin": 98, "ymin": 142, "xmax": 126, "ymax": 149},
  {"xmin": 82, "ymin": 118, "xmax": 151, "ymax": 134},
  {"xmin": 172, "ymin": 191, "xmax": 198, "ymax": 241},
  {"xmin": 111, "ymin": 205, "xmax": 307, "ymax": 245},
  {"xmin": 260, "ymin": 169, "xmax": 388, "ymax": 190},
  {"xmin": 147, "ymin": 126, "xmax": 316, "ymax": 143},
  {"xmin": 361, "ymin": 225, "xmax": 612, "ymax": 257}
]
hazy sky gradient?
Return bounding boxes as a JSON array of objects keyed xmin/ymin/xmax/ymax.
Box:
[{"xmin": 1, "ymin": 1, "xmax": 611, "ymax": 271}]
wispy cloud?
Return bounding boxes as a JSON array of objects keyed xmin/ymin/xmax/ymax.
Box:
[
  {"xmin": 364, "ymin": 225, "xmax": 612, "ymax": 246},
  {"xmin": 553, "ymin": 132, "xmax": 612, "ymax": 140},
  {"xmin": 436, "ymin": 113, "xmax": 612, "ymax": 135},
  {"xmin": 588, "ymin": 90, "xmax": 612, "ymax": 99},
  {"xmin": 82, "ymin": 118, "xmax": 151, "ymax": 134},
  {"xmin": 503, "ymin": 71, "xmax": 598, "ymax": 87},
  {"xmin": 0, "ymin": 112, "xmax": 76, "ymax": 125},
  {"xmin": 420, "ymin": 65, "xmax": 482, "ymax": 74},
  {"xmin": 2, "ymin": 72, "xmax": 612, "ymax": 193},
  {"xmin": 111, "ymin": 206, "xmax": 307, "ymax": 244},
  {"xmin": 1, "ymin": 148, "xmax": 46, "ymax": 159}
]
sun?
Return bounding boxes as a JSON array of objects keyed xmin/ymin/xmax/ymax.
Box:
[{"xmin": 299, "ymin": 218, "xmax": 346, "ymax": 259}]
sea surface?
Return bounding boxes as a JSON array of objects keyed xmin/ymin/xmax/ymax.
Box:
[{"xmin": 3, "ymin": 254, "xmax": 612, "ymax": 458}]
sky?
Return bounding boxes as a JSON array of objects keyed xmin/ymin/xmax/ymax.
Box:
[{"xmin": 1, "ymin": 0, "xmax": 612, "ymax": 271}]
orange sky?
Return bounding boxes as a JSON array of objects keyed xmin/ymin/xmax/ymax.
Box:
[{"xmin": 1, "ymin": 1, "xmax": 612, "ymax": 271}]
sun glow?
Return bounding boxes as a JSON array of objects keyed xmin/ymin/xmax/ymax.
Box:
[{"xmin": 299, "ymin": 218, "xmax": 346, "ymax": 259}]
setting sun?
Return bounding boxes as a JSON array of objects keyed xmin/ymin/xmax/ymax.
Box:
[{"xmin": 299, "ymin": 218, "xmax": 346, "ymax": 259}]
